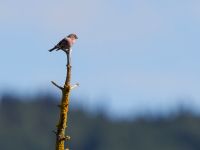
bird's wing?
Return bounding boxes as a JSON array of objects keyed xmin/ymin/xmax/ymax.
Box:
[{"xmin": 57, "ymin": 39, "xmax": 70, "ymax": 50}]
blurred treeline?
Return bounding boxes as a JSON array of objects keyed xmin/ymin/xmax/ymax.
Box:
[{"xmin": 1, "ymin": 94, "xmax": 200, "ymax": 150}]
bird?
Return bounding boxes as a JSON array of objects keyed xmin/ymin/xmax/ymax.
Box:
[{"xmin": 49, "ymin": 33, "xmax": 78, "ymax": 53}]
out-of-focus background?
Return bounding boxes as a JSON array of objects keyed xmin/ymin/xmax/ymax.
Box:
[{"xmin": 1, "ymin": 0, "xmax": 200, "ymax": 150}]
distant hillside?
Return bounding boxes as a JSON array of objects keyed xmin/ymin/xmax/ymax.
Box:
[{"xmin": 0, "ymin": 95, "xmax": 200, "ymax": 150}]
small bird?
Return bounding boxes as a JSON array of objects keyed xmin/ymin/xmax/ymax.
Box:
[{"xmin": 49, "ymin": 33, "xmax": 78, "ymax": 53}]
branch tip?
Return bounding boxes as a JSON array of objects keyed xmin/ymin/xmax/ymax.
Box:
[
  {"xmin": 59, "ymin": 135, "xmax": 71, "ymax": 141},
  {"xmin": 71, "ymin": 83, "xmax": 80, "ymax": 89},
  {"xmin": 65, "ymin": 136, "xmax": 71, "ymax": 140},
  {"xmin": 51, "ymin": 81, "xmax": 63, "ymax": 90}
]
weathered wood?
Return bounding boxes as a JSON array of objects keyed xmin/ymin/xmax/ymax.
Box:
[{"xmin": 55, "ymin": 52, "xmax": 72, "ymax": 150}]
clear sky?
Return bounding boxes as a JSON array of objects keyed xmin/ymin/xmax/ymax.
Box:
[{"xmin": 1, "ymin": 0, "xmax": 200, "ymax": 118}]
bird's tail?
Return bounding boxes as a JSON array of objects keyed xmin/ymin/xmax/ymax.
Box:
[{"xmin": 48, "ymin": 46, "xmax": 57, "ymax": 52}]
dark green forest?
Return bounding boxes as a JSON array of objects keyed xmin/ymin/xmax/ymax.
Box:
[{"xmin": 1, "ymin": 94, "xmax": 200, "ymax": 150}]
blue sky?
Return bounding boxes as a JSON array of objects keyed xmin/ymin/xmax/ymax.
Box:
[{"xmin": 1, "ymin": 0, "xmax": 200, "ymax": 118}]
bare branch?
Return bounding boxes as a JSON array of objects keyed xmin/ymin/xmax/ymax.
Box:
[
  {"xmin": 59, "ymin": 135, "xmax": 71, "ymax": 141},
  {"xmin": 51, "ymin": 34, "xmax": 79, "ymax": 150},
  {"xmin": 70, "ymin": 83, "xmax": 80, "ymax": 90},
  {"xmin": 51, "ymin": 81, "xmax": 63, "ymax": 90},
  {"xmin": 65, "ymin": 136, "xmax": 71, "ymax": 140}
]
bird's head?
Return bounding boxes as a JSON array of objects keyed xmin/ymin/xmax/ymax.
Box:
[{"xmin": 67, "ymin": 33, "xmax": 78, "ymax": 45}]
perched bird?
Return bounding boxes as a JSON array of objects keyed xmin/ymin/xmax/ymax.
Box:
[{"xmin": 49, "ymin": 33, "xmax": 78, "ymax": 53}]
